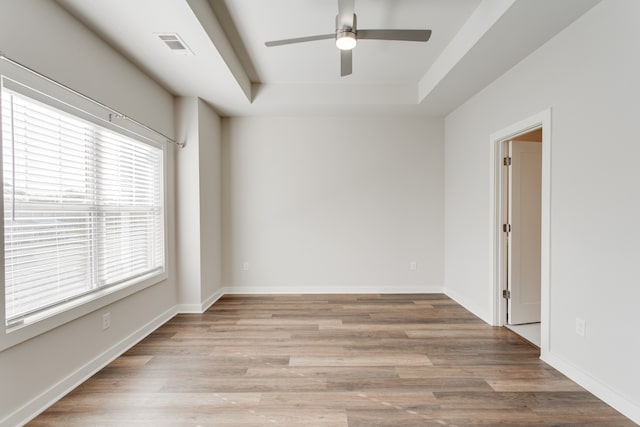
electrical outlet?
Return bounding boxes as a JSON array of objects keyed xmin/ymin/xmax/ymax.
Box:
[
  {"xmin": 409, "ymin": 261, "xmax": 417, "ymax": 271},
  {"xmin": 102, "ymin": 312, "xmax": 111, "ymax": 330},
  {"xmin": 575, "ymin": 317, "xmax": 586, "ymax": 337},
  {"xmin": 243, "ymin": 261, "xmax": 249, "ymax": 271}
]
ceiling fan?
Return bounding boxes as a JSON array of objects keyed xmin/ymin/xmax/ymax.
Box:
[{"xmin": 264, "ymin": 0, "xmax": 432, "ymax": 77}]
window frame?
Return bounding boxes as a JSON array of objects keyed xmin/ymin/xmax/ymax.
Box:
[{"xmin": 0, "ymin": 62, "xmax": 169, "ymax": 352}]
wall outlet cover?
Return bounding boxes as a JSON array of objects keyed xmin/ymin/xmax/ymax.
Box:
[
  {"xmin": 575, "ymin": 317, "xmax": 586, "ymax": 337},
  {"xmin": 102, "ymin": 313, "xmax": 111, "ymax": 330}
]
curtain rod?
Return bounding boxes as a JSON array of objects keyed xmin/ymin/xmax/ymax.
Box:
[{"xmin": 0, "ymin": 53, "xmax": 184, "ymax": 148}]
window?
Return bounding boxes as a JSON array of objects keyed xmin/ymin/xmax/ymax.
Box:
[{"xmin": 1, "ymin": 83, "xmax": 165, "ymax": 329}]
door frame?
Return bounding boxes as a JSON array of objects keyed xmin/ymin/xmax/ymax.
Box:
[{"xmin": 489, "ymin": 109, "xmax": 551, "ymax": 355}]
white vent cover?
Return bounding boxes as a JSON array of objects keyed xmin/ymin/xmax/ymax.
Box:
[{"xmin": 156, "ymin": 33, "xmax": 193, "ymax": 55}]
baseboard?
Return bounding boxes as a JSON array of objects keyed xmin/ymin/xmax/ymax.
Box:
[
  {"xmin": 201, "ymin": 288, "xmax": 225, "ymax": 312},
  {"xmin": 3, "ymin": 306, "xmax": 178, "ymax": 427},
  {"xmin": 221, "ymin": 284, "xmax": 444, "ymax": 295},
  {"xmin": 444, "ymin": 287, "xmax": 492, "ymax": 324},
  {"xmin": 541, "ymin": 352, "xmax": 640, "ymax": 425},
  {"xmin": 176, "ymin": 288, "xmax": 225, "ymax": 314},
  {"xmin": 173, "ymin": 303, "xmax": 203, "ymax": 314}
]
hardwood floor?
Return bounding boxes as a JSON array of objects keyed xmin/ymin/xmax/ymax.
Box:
[{"xmin": 29, "ymin": 294, "xmax": 634, "ymax": 426}]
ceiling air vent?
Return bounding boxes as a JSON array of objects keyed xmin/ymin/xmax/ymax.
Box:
[{"xmin": 156, "ymin": 33, "xmax": 193, "ymax": 55}]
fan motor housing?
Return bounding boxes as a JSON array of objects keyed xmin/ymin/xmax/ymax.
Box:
[{"xmin": 336, "ymin": 13, "xmax": 357, "ymax": 32}]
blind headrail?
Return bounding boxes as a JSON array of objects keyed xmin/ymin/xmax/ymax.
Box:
[{"xmin": 0, "ymin": 52, "xmax": 184, "ymax": 148}]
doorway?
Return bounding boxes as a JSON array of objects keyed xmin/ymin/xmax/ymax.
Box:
[
  {"xmin": 489, "ymin": 109, "xmax": 551, "ymax": 356},
  {"xmin": 503, "ymin": 130, "xmax": 542, "ymax": 346}
]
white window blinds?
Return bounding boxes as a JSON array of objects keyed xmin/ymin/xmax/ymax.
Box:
[{"xmin": 1, "ymin": 86, "xmax": 164, "ymax": 325}]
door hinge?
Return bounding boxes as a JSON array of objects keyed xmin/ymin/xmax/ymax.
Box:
[
  {"xmin": 503, "ymin": 223, "xmax": 511, "ymax": 233},
  {"xmin": 502, "ymin": 289, "xmax": 511, "ymax": 299},
  {"xmin": 503, "ymin": 156, "xmax": 512, "ymax": 166}
]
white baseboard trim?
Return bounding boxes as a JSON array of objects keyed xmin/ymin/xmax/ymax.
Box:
[
  {"xmin": 201, "ymin": 288, "xmax": 225, "ymax": 312},
  {"xmin": 173, "ymin": 303, "xmax": 203, "ymax": 314},
  {"xmin": 444, "ymin": 287, "xmax": 492, "ymax": 324},
  {"xmin": 176, "ymin": 288, "xmax": 225, "ymax": 314},
  {"xmin": 221, "ymin": 284, "xmax": 444, "ymax": 295},
  {"xmin": 541, "ymin": 352, "xmax": 640, "ymax": 425},
  {"xmin": 3, "ymin": 306, "xmax": 178, "ymax": 427}
]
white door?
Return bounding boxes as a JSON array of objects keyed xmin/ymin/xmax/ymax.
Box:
[{"xmin": 507, "ymin": 140, "xmax": 542, "ymax": 325}]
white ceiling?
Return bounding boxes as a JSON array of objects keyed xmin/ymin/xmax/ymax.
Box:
[{"xmin": 57, "ymin": 0, "xmax": 600, "ymax": 117}]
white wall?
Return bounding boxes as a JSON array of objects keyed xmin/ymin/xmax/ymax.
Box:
[
  {"xmin": 175, "ymin": 98, "xmax": 202, "ymax": 306},
  {"xmin": 444, "ymin": 0, "xmax": 640, "ymax": 421},
  {"xmin": 176, "ymin": 97, "xmax": 223, "ymax": 310},
  {"xmin": 0, "ymin": 1, "xmax": 177, "ymax": 424},
  {"xmin": 197, "ymin": 100, "xmax": 223, "ymax": 303},
  {"xmin": 222, "ymin": 116, "xmax": 444, "ymax": 293}
]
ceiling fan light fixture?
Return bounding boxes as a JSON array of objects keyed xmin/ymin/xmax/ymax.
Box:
[{"xmin": 336, "ymin": 31, "xmax": 357, "ymax": 50}]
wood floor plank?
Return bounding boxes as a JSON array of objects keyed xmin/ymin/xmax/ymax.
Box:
[
  {"xmin": 28, "ymin": 294, "xmax": 635, "ymax": 426},
  {"xmin": 290, "ymin": 353, "xmax": 432, "ymax": 367}
]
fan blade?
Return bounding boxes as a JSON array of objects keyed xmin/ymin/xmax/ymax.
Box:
[
  {"xmin": 358, "ymin": 29, "xmax": 432, "ymax": 42},
  {"xmin": 340, "ymin": 49, "xmax": 352, "ymax": 77},
  {"xmin": 338, "ymin": 0, "xmax": 355, "ymax": 28},
  {"xmin": 265, "ymin": 34, "xmax": 334, "ymax": 47}
]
